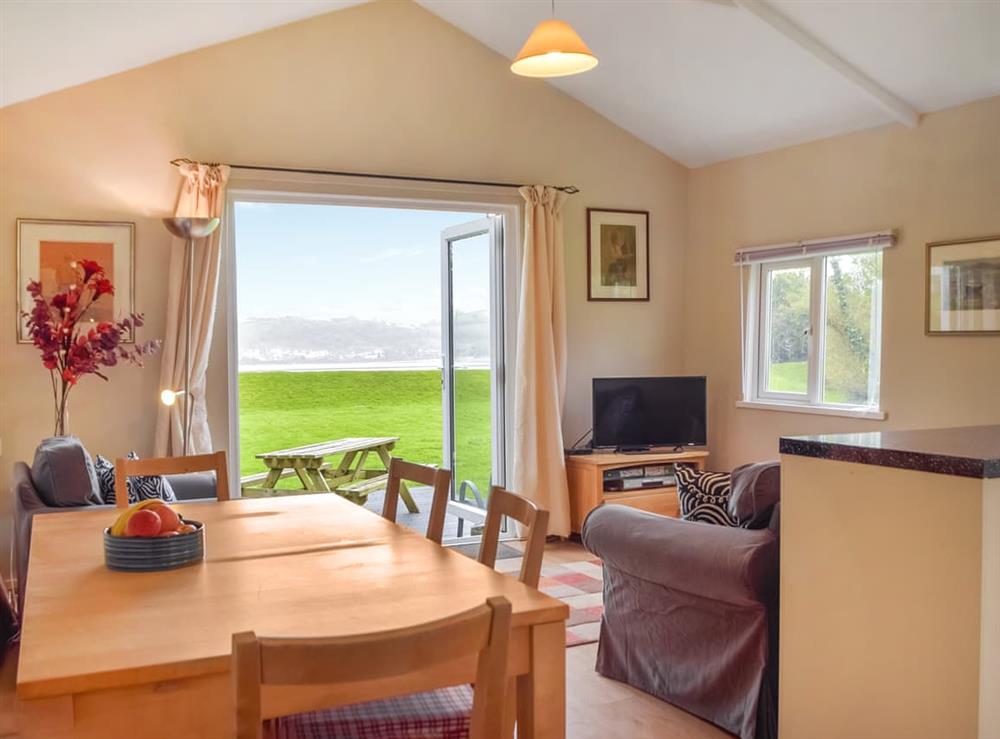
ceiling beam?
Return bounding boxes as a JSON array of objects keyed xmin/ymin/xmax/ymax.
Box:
[{"xmin": 732, "ymin": 0, "xmax": 920, "ymax": 127}]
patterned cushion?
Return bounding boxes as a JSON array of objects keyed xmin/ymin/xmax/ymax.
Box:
[
  {"xmin": 95, "ymin": 453, "xmax": 177, "ymax": 506},
  {"xmin": 675, "ymin": 466, "xmax": 740, "ymax": 527},
  {"xmin": 94, "ymin": 455, "xmax": 116, "ymax": 501},
  {"xmin": 271, "ymin": 685, "xmax": 473, "ymax": 739}
]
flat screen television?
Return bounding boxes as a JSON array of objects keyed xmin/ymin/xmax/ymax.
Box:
[{"xmin": 592, "ymin": 376, "xmax": 707, "ymax": 450}]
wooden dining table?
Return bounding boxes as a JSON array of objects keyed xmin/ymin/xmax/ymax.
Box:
[{"xmin": 16, "ymin": 495, "xmax": 568, "ymax": 738}]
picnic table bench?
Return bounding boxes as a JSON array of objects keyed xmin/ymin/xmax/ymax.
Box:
[{"xmin": 240, "ymin": 437, "xmax": 419, "ymax": 512}]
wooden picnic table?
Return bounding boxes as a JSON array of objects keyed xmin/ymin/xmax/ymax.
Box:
[{"xmin": 244, "ymin": 437, "xmax": 419, "ymax": 513}]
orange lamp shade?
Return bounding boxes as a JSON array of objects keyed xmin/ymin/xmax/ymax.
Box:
[{"xmin": 510, "ymin": 18, "xmax": 598, "ymax": 78}]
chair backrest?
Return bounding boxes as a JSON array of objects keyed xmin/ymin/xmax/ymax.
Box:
[
  {"xmin": 232, "ymin": 595, "xmax": 512, "ymax": 739},
  {"xmin": 381, "ymin": 458, "xmax": 452, "ymax": 544},
  {"xmin": 478, "ymin": 487, "xmax": 549, "ymax": 589},
  {"xmin": 114, "ymin": 451, "xmax": 230, "ymax": 508}
]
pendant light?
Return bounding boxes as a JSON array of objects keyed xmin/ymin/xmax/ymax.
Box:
[{"xmin": 511, "ymin": 0, "xmax": 598, "ymax": 78}]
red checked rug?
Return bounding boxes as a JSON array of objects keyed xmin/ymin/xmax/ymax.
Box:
[{"xmin": 496, "ymin": 556, "xmax": 605, "ymax": 647}]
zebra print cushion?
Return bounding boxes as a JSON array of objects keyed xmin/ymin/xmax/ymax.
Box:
[
  {"xmin": 675, "ymin": 465, "xmax": 740, "ymax": 527},
  {"xmin": 95, "ymin": 453, "xmax": 176, "ymax": 506},
  {"xmin": 94, "ymin": 455, "xmax": 116, "ymax": 502}
]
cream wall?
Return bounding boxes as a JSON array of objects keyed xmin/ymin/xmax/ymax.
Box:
[
  {"xmin": 0, "ymin": 0, "xmax": 688, "ymax": 556},
  {"xmin": 684, "ymin": 96, "xmax": 1000, "ymax": 469},
  {"xmin": 2, "ymin": 0, "xmax": 998, "ymax": 564}
]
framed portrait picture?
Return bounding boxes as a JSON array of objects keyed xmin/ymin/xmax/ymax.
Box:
[
  {"xmin": 17, "ymin": 218, "xmax": 136, "ymax": 343},
  {"xmin": 587, "ymin": 208, "xmax": 649, "ymax": 301},
  {"xmin": 926, "ymin": 234, "xmax": 1000, "ymax": 335}
]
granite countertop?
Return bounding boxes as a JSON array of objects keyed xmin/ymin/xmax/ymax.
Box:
[{"xmin": 779, "ymin": 425, "xmax": 1000, "ymax": 479}]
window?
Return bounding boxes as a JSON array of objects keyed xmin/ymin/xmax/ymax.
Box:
[{"xmin": 738, "ymin": 233, "xmax": 890, "ymax": 418}]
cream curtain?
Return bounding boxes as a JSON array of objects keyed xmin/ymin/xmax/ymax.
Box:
[
  {"xmin": 154, "ymin": 162, "xmax": 231, "ymax": 456},
  {"xmin": 512, "ymin": 185, "xmax": 571, "ymax": 536}
]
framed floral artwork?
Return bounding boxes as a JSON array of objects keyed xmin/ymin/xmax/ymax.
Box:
[
  {"xmin": 17, "ymin": 219, "xmax": 135, "ymax": 343},
  {"xmin": 587, "ymin": 208, "xmax": 649, "ymax": 301},
  {"xmin": 926, "ymin": 234, "xmax": 1000, "ymax": 335}
]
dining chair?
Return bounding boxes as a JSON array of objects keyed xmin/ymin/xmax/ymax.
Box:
[
  {"xmin": 114, "ymin": 450, "xmax": 230, "ymax": 508},
  {"xmin": 381, "ymin": 457, "xmax": 452, "ymax": 544},
  {"xmin": 232, "ymin": 595, "xmax": 512, "ymax": 739},
  {"xmin": 478, "ymin": 487, "xmax": 550, "ymax": 589}
]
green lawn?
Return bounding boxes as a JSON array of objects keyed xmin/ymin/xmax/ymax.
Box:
[
  {"xmin": 767, "ymin": 360, "xmax": 851, "ymax": 403},
  {"xmin": 238, "ymin": 369, "xmax": 492, "ymax": 496},
  {"xmin": 768, "ymin": 361, "xmax": 808, "ymax": 394}
]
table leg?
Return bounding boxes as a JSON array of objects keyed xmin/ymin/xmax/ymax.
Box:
[
  {"xmin": 335, "ymin": 451, "xmax": 358, "ymax": 477},
  {"xmin": 293, "ymin": 466, "xmax": 314, "ymax": 491},
  {"xmin": 516, "ymin": 621, "xmax": 565, "ymax": 739},
  {"xmin": 263, "ymin": 468, "xmax": 283, "ymax": 489},
  {"xmin": 376, "ymin": 446, "xmax": 419, "ymax": 513},
  {"xmin": 397, "ymin": 481, "xmax": 420, "ymax": 514},
  {"xmin": 353, "ymin": 451, "xmax": 371, "ymax": 482},
  {"xmin": 308, "ymin": 465, "xmax": 332, "ymax": 492}
]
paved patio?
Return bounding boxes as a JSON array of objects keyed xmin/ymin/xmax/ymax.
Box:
[
  {"xmin": 362, "ymin": 485, "xmax": 484, "ymax": 541},
  {"xmin": 242, "ymin": 483, "xmax": 490, "ymax": 542}
]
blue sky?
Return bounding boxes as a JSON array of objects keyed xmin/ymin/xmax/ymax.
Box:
[{"xmin": 234, "ymin": 202, "xmax": 491, "ymax": 326}]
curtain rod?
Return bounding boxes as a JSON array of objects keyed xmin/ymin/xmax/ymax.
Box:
[{"xmin": 169, "ymin": 158, "xmax": 579, "ymax": 195}]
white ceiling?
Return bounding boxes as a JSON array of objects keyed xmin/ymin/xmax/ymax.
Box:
[
  {"xmin": 2, "ymin": 0, "xmax": 999, "ymax": 167},
  {"xmin": 0, "ymin": 0, "xmax": 366, "ymax": 108},
  {"xmin": 417, "ymin": 0, "xmax": 1000, "ymax": 166}
]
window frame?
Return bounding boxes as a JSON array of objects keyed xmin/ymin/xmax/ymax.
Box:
[{"xmin": 742, "ymin": 250, "xmax": 885, "ymax": 418}]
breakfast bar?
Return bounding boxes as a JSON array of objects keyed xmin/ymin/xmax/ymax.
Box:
[{"xmin": 778, "ymin": 425, "xmax": 1000, "ymax": 739}]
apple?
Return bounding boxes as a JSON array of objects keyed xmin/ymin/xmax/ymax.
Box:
[
  {"xmin": 125, "ymin": 509, "xmax": 162, "ymax": 537},
  {"xmin": 148, "ymin": 503, "xmax": 181, "ymax": 533}
]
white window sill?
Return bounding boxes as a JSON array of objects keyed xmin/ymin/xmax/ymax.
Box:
[{"xmin": 735, "ymin": 399, "xmax": 887, "ymax": 421}]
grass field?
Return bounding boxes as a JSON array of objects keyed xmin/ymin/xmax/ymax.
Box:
[
  {"xmin": 768, "ymin": 360, "xmax": 851, "ymax": 403},
  {"xmin": 768, "ymin": 361, "xmax": 807, "ymax": 393},
  {"xmin": 238, "ymin": 370, "xmax": 492, "ymax": 495}
]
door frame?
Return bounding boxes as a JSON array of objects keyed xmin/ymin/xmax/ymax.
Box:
[
  {"xmin": 440, "ymin": 216, "xmax": 506, "ymax": 493},
  {"xmin": 219, "ymin": 185, "xmax": 521, "ymax": 507}
]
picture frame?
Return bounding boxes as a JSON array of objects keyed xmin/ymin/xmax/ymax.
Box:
[
  {"xmin": 926, "ymin": 234, "xmax": 1000, "ymax": 335},
  {"xmin": 587, "ymin": 208, "xmax": 649, "ymax": 301},
  {"xmin": 16, "ymin": 218, "xmax": 136, "ymax": 343}
]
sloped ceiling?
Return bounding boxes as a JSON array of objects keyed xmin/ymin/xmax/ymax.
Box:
[
  {"xmin": 417, "ymin": 0, "xmax": 1000, "ymax": 166},
  {"xmin": 0, "ymin": 1, "xmax": 366, "ymax": 108},
  {"xmin": 3, "ymin": 0, "xmax": 999, "ymax": 167}
]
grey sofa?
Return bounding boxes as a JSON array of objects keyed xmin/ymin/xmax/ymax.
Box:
[
  {"xmin": 11, "ymin": 459, "xmax": 215, "ymax": 616},
  {"xmin": 582, "ymin": 461, "xmax": 781, "ymax": 739}
]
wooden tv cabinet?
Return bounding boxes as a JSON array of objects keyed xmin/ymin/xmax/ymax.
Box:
[{"xmin": 565, "ymin": 449, "xmax": 709, "ymax": 534}]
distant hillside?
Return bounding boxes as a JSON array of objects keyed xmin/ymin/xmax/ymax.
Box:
[{"xmin": 239, "ymin": 313, "xmax": 489, "ymax": 366}]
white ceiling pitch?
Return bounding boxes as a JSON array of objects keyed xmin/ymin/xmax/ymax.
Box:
[{"xmin": 732, "ymin": 0, "xmax": 920, "ymax": 127}]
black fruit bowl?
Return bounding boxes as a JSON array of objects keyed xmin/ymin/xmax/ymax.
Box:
[{"xmin": 103, "ymin": 520, "xmax": 205, "ymax": 572}]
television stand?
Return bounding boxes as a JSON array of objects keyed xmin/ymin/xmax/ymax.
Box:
[
  {"xmin": 565, "ymin": 448, "xmax": 709, "ymax": 534},
  {"xmin": 616, "ymin": 445, "xmax": 652, "ymax": 454}
]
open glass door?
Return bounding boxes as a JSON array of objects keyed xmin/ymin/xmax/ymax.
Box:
[{"xmin": 441, "ymin": 216, "xmax": 505, "ymax": 540}]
